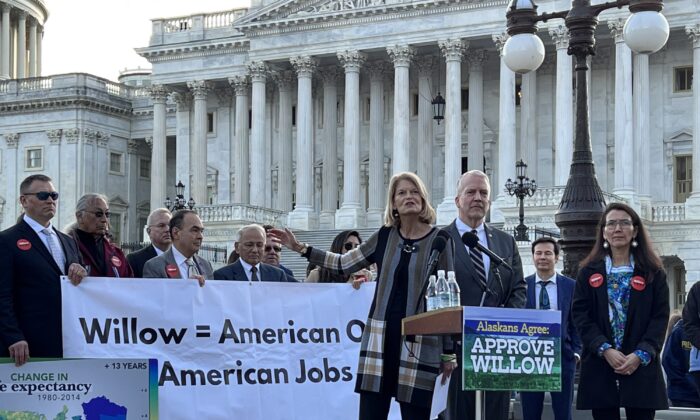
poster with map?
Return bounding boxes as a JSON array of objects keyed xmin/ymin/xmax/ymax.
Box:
[{"xmin": 0, "ymin": 358, "xmax": 157, "ymax": 419}]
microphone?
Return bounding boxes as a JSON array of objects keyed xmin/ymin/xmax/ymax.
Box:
[
  {"xmin": 461, "ymin": 231, "xmax": 513, "ymax": 272},
  {"xmin": 425, "ymin": 231, "xmax": 449, "ymax": 277}
]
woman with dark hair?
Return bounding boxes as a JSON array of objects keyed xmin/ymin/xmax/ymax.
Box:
[
  {"xmin": 306, "ymin": 230, "xmax": 372, "ymax": 284},
  {"xmin": 271, "ymin": 172, "xmax": 455, "ymax": 420},
  {"xmin": 572, "ymin": 202, "xmax": 669, "ymax": 419}
]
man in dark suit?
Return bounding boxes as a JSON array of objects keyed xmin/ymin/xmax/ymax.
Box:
[
  {"xmin": 520, "ymin": 237, "xmax": 581, "ymax": 420},
  {"xmin": 0, "ymin": 174, "xmax": 87, "ymax": 365},
  {"xmin": 127, "ymin": 208, "xmax": 172, "ymax": 277},
  {"xmin": 443, "ymin": 170, "xmax": 526, "ymax": 420},
  {"xmin": 214, "ymin": 224, "xmax": 290, "ymax": 282},
  {"xmin": 143, "ymin": 210, "xmax": 212, "ymax": 285}
]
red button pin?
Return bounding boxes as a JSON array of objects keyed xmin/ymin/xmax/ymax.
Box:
[
  {"xmin": 589, "ymin": 273, "xmax": 604, "ymax": 288},
  {"xmin": 16, "ymin": 239, "xmax": 31, "ymax": 251},
  {"xmin": 631, "ymin": 275, "xmax": 646, "ymax": 291},
  {"xmin": 111, "ymin": 256, "xmax": 122, "ymax": 268},
  {"xmin": 165, "ymin": 264, "xmax": 179, "ymax": 278}
]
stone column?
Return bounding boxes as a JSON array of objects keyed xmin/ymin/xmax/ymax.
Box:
[
  {"xmin": 17, "ymin": 11, "xmax": 26, "ymax": 79},
  {"xmin": 216, "ymin": 88, "xmax": 234, "ymax": 203},
  {"xmin": 229, "ymin": 76, "xmax": 250, "ymax": 203},
  {"xmin": 187, "ymin": 80, "xmax": 212, "ymax": 206},
  {"xmin": 550, "ymin": 25, "xmax": 573, "ymax": 186},
  {"xmin": 633, "ymin": 53, "xmax": 650, "ymax": 206},
  {"xmin": 467, "ymin": 50, "xmax": 487, "ymax": 171},
  {"xmin": 415, "ymin": 56, "xmax": 435, "ymax": 193},
  {"xmin": 288, "ymin": 56, "xmax": 318, "ymax": 230},
  {"xmin": 149, "ymin": 84, "xmax": 168, "ymax": 211},
  {"xmin": 37, "ymin": 26, "xmax": 42, "ymax": 76},
  {"xmin": 336, "ymin": 50, "xmax": 366, "ymax": 228},
  {"xmin": 492, "ymin": 33, "xmax": 516, "ymax": 223},
  {"xmin": 1, "ymin": 5, "xmax": 10, "ymax": 79},
  {"xmin": 274, "ymin": 70, "xmax": 295, "ymax": 212},
  {"xmin": 366, "ymin": 62, "xmax": 388, "ymax": 227},
  {"xmin": 4, "ymin": 134, "xmax": 18, "ymax": 225},
  {"xmin": 126, "ymin": 139, "xmax": 140, "ymax": 241},
  {"xmin": 437, "ymin": 39, "xmax": 467, "ymax": 225},
  {"xmin": 28, "ymin": 19, "xmax": 37, "ymax": 77},
  {"xmin": 387, "ymin": 45, "xmax": 414, "ymax": 175},
  {"xmin": 686, "ymin": 24, "xmax": 700, "ymax": 218},
  {"xmin": 171, "ymin": 92, "xmax": 192, "ymax": 199},
  {"xmin": 318, "ymin": 66, "xmax": 339, "ymax": 228},
  {"xmin": 609, "ymin": 19, "xmax": 635, "ymax": 203},
  {"xmin": 247, "ymin": 62, "xmax": 268, "ymax": 207}
]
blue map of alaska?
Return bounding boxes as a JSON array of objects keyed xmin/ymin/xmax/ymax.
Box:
[{"xmin": 82, "ymin": 396, "xmax": 127, "ymax": 420}]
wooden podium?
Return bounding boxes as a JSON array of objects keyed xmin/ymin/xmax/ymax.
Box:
[{"xmin": 401, "ymin": 306, "xmax": 463, "ymax": 337}]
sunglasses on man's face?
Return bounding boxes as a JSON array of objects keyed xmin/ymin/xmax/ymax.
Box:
[
  {"xmin": 24, "ymin": 191, "xmax": 59, "ymax": 201},
  {"xmin": 265, "ymin": 245, "xmax": 282, "ymax": 253},
  {"xmin": 344, "ymin": 242, "xmax": 359, "ymax": 251},
  {"xmin": 87, "ymin": 210, "xmax": 111, "ymax": 219}
]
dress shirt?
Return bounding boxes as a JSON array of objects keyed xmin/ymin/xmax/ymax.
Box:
[
  {"xmin": 239, "ymin": 259, "xmax": 261, "ymax": 282},
  {"xmin": 171, "ymin": 246, "xmax": 192, "ymax": 279},
  {"xmin": 23, "ymin": 214, "xmax": 66, "ymax": 265},
  {"xmin": 153, "ymin": 245, "xmax": 165, "ymax": 257},
  {"xmin": 455, "ymin": 218, "xmax": 490, "ymax": 276},
  {"xmin": 535, "ymin": 272, "xmax": 559, "ymax": 311}
]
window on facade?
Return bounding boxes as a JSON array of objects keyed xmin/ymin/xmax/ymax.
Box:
[
  {"xmin": 461, "ymin": 88, "xmax": 469, "ymax": 110},
  {"xmin": 248, "ymin": 109, "xmax": 252, "ymax": 129},
  {"xmin": 207, "ymin": 112, "xmax": 215, "ymax": 133},
  {"xmin": 411, "ymin": 93, "xmax": 419, "ymax": 116},
  {"xmin": 25, "ymin": 148, "xmax": 42, "ymax": 170},
  {"xmin": 364, "ymin": 97, "xmax": 371, "ymax": 122},
  {"xmin": 108, "ymin": 212, "xmax": 121, "ymax": 244},
  {"xmin": 674, "ymin": 67, "xmax": 693, "ymax": 93},
  {"xmin": 109, "ymin": 152, "xmax": 123, "ymax": 174},
  {"xmin": 292, "ymin": 105, "xmax": 297, "ymax": 126},
  {"xmin": 139, "ymin": 158, "xmax": 151, "ymax": 179},
  {"xmin": 515, "ymin": 83, "xmax": 522, "ymax": 106},
  {"xmin": 139, "ymin": 217, "xmax": 148, "ymax": 242},
  {"xmin": 674, "ymin": 155, "xmax": 693, "ymax": 203}
]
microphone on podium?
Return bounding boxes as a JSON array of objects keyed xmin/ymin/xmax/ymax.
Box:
[{"xmin": 460, "ymin": 231, "xmax": 513, "ymax": 272}]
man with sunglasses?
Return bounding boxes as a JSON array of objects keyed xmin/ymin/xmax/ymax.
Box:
[
  {"xmin": 70, "ymin": 193, "xmax": 133, "ymax": 278},
  {"xmin": 214, "ymin": 224, "xmax": 291, "ymax": 282},
  {"xmin": 262, "ymin": 225, "xmax": 297, "ymax": 282},
  {"xmin": 127, "ymin": 208, "xmax": 172, "ymax": 278},
  {"xmin": 0, "ymin": 174, "xmax": 87, "ymax": 366}
]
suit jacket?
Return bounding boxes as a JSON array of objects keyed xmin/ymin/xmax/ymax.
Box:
[
  {"xmin": 142, "ymin": 248, "xmax": 214, "ymax": 279},
  {"xmin": 572, "ymin": 260, "xmax": 669, "ymax": 410},
  {"xmin": 0, "ymin": 220, "xmax": 83, "ymax": 358},
  {"xmin": 278, "ymin": 264, "xmax": 298, "ymax": 282},
  {"xmin": 526, "ymin": 273, "xmax": 582, "ymax": 371},
  {"xmin": 127, "ymin": 245, "xmax": 158, "ymax": 278},
  {"xmin": 444, "ymin": 221, "xmax": 526, "ymax": 308},
  {"xmin": 214, "ymin": 260, "xmax": 290, "ymax": 282}
]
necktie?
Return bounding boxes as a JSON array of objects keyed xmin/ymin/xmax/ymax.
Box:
[
  {"xmin": 538, "ymin": 281, "xmax": 551, "ymax": 310},
  {"xmin": 186, "ymin": 258, "xmax": 200, "ymax": 278},
  {"xmin": 41, "ymin": 228, "xmax": 65, "ymax": 274},
  {"xmin": 251, "ymin": 265, "xmax": 259, "ymax": 282},
  {"xmin": 469, "ymin": 230, "xmax": 487, "ymax": 287}
]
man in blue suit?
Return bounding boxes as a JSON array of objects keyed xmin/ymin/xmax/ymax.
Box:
[
  {"xmin": 520, "ymin": 237, "xmax": 582, "ymax": 420},
  {"xmin": 214, "ymin": 224, "xmax": 290, "ymax": 282}
]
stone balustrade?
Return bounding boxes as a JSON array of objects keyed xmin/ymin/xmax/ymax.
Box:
[
  {"xmin": 150, "ymin": 8, "xmax": 247, "ymax": 46},
  {"xmin": 652, "ymin": 204, "xmax": 686, "ymax": 222},
  {"xmin": 0, "ymin": 73, "xmax": 144, "ymax": 100},
  {"xmin": 197, "ymin": 204, "xmax": 288, "ymax": 227}
]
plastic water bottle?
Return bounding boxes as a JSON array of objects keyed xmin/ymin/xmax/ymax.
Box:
[
  {"xmin": 447, "ymin": 271, "xmax": 461, "ymax": 307},
  {"xmin": 425, "ymin": 275, "xmax": 438, "ymax": 311},
  {"xmin": 436, "ymin": 270, "xmax": 450, "ymax": 309}
]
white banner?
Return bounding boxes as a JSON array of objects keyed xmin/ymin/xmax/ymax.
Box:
[{"xmin": 61, "ymin": 277, "xmax": 377, "ymax": 419}]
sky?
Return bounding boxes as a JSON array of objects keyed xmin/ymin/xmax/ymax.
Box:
[{"xmin": 43, "ymin": 0, "xmax": 250, "ymax": 81}]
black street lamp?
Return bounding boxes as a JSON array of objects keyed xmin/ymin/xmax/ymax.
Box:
[
  {"xmin": 505, "ymin": 160, "xmax": 537, "ymax": 242},
  {"xmin": 164, "ymin": 180, "xmax": 196, "ymax": 212},
  {"xmin": 502, "ymin": 0, "xmax": 668, "ymax": 277}
]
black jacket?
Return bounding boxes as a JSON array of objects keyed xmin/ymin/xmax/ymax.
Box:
[{"xmin": 127, "ymin": 245, "xmax": 158, "ymax": 278}]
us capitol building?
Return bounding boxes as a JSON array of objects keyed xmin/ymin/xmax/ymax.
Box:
[{"xmin": 0, "ymin": 0, "xmax": 698, "ymax": 303}]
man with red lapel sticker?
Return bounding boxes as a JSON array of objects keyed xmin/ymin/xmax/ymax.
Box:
[
  {"xmin": 0, "ymin": 174, "xmax": 87, "ymax": 366},
  {"xmin": 68, "ymin": 193, "xmax": 133, "ymax": 278},
  {"xmin": 572, "ymin": 203, "xmax": 669, "ymax": 420},
  {"xmin": 143, "ymin": 209, "xmax": 213, "ymax": 286}
]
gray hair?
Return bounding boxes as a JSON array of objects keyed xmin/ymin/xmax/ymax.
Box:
[
  {"xmin": 75, "ymin": 193, "xmax": 109, "ymax": 214},
  {"xmin": 235, "ymin": 224, "xmax": 266, "ymax": 242},
  {"xmin": 456, "ymin": 170, "xmax": 490, "ymax": 196},
  {"xmin": 147, "ymin": 208, "xmax": 172, "ymax": 226}
]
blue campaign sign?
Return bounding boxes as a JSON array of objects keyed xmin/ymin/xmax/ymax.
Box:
[{"xmin": 462, "ymin": 307, "xmax": 562, "ymax": 392}]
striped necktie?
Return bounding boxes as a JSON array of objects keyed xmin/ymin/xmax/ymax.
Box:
[
  {"xmin": 469, "ymin": 229, "xmax": 487, "ymax": 287},
  {"xmin": 186, "ymin": 258, "xmax": 200, "ymax": 278},
  {"xmin": 41, "ymin": 228, "xmax": 66, "ymax": 274},
  {"xmin": 538, "ymin": 281, "xmax": 551, "ymax": 310}
]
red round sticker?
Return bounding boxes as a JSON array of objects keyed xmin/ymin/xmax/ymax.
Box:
[
  {"xmin": 165, "ymin": 264, "xmax": 179, "ymax": 278},
  {"xmin": 16, "ymin": 239, "xmax": 31, "ymax": 251},
  {"xmin": 631, "ymin": 275, "xmax": 646, "ymax": 291},
  {"xmin": 111, "ymin": 256, "xmax": 122, "ymax": 268},
  {"xmin": 589, "ymin": 273, "xmax": 604, "ymax": 288}
]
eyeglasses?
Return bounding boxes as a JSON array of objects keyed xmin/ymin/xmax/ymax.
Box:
[
  {"xmin": 605, "ymin": 219, "xmax": 633, "ymax": 229},
  {"xmin": 24, "ymin": 191, "xmax": 59, "ymax": 201},
  {"xmin": 344, "ymin": 242, "xmax": 360, "ymax": 251},
  {"xmin": 265, "ymin": 245, "xmax": 282, "ymax": 253},
  {"xmin": 87, "ymin": 210, "xmax": 111, "ymax": 219},
  {"xmin": 149, "ymin": 223, "xmax": 169, "ymax": 229}
]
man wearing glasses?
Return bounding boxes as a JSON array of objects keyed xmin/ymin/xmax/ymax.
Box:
[
  {"xmin": 69, "ymin": 193, "xmax": 133, "ymax": 278},
  {"xmin": 262, "ymin": 225, "xmax": 297, "ymax": 282},
  {"xmin": 0, "ymin": 174, "xmax": 87, "ymax": 366},
  {"xmin": 214, "ymin": 224, "xmax": 291, "ymax": 282},
  {"xmin": 127, "ymin": 208, "xmax": 172, "ymax": 278}
]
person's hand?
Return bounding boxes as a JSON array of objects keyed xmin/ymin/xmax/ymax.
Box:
[
  {"xmin": 268, "ymin": 228, "xmax": 303, "ymax": 252},
  {"xmin": 68, "ymin": 263, "xmax": 88, "ymax": 285},
  {"xmin": 350, "ymin": 269, "xmax": 372, "ymax": 290},
  {"xmin": 614, "ymin": 352, "xmax": 641, "ymax": 376},
  {"xmin": 440, "ymin": 360, "xmax": 458, "ymax": 385},
  {"xmin": 191, "ymin": 274, "xmax": 206, "ymax": 287},
  {"xmin": 602, "ymin": 348, "xmax": 627, "ymax": 370},
  {"xmin": 9, "ymin": 340, "xmax": 29, "ymax": 366}
]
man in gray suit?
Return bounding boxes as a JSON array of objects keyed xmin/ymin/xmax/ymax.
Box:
[
  {"xmin": 214, "ymin": 224, "xmax": 290, "ymax": 282},
  {"xmin": 442, "ymin": 170, "xmax": 526, "ymax": 420},
  {"xmin": 143, "ymin": 210, "xmax": 213, "ymax": 286}
]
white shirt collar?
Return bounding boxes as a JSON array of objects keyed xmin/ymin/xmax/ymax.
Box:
[
  {"xmin": 239, "ymin": 258, "xmax": 260, "ymax": 280},
  {"xmin": 170, "ymin": 245, "xmax": 189, "ymax": 268},
  {"xmin": 455, "ymin": 218, "xmax": 486, "ymax": 244},
  {"xmin": 152, "ymin": 245, "xmax": 165, "ymax": 256},
  {"xmin": 23, "ymin": 214, "xmax": 53, "ymax": 233},
  {"xmin": 535, "ymin": 272, "xmax": 558, "ymax": 284}
]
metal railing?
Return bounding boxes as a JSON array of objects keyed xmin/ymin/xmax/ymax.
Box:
[
  {"xmin": 511, "ymin": 226, "xmax": 561, "ymax": 243},
  {"xmin": 120, "ymin": 242, "xmax": 228, "ymax": 264}
]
